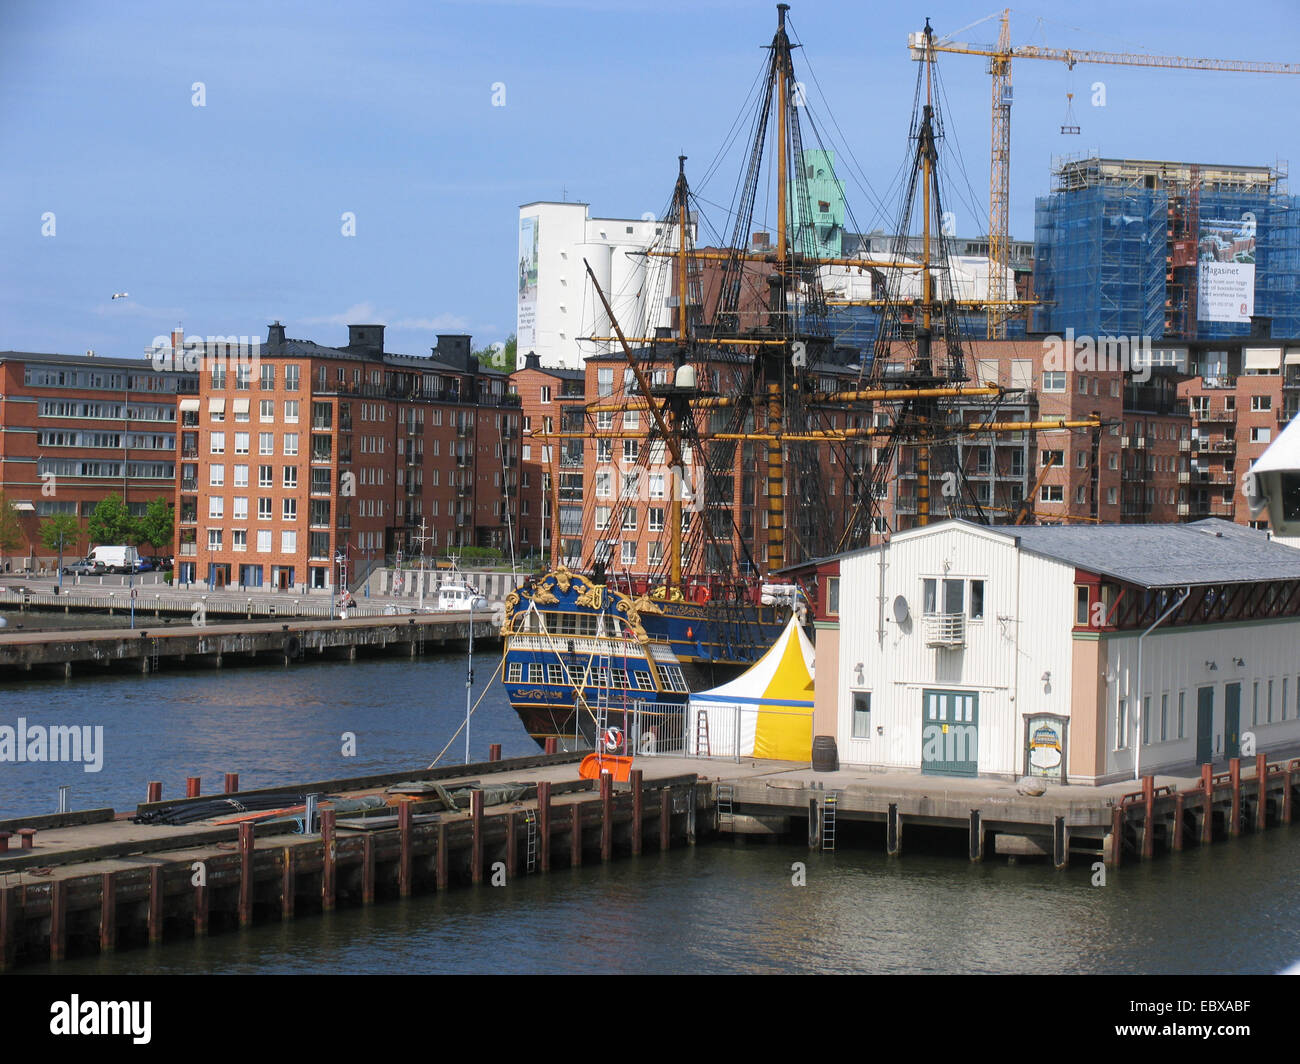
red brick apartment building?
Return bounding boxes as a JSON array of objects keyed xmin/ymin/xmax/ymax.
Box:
[
  {"xmin": 510, "ymin": 353, "xmax": 584, "ymax": 558},
  {"xmin": 0, "ymin": 349, "xmax": 192, "ymax": 567},
  {"xmin": 175, "ymin": 324, "xmax": 521, "ymax": 591}
]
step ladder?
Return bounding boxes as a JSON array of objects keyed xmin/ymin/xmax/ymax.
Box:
[
  {"xmin": 717, "ymin": 783, "xmax": 734, "ymax": 830},
  {"xmin": 523, "ymin": 810, "xmax": 538, "ymax": 873},
  {"xmin": 822, "ymin": 791, "xmax": 838, "ymax": 852},
  {"xmin": 694, "ymin": 710, "xmax": 711, "ymax": 757}
]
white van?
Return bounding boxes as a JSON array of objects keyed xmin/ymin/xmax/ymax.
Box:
[{"xmin": 89, "ymin": 545, "xmax": 139, "ymax": 574}]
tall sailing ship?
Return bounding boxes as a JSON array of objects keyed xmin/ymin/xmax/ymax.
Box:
[{"xmin": 501, "ymin": 7, "xmax": 1099, "ymax": 750}]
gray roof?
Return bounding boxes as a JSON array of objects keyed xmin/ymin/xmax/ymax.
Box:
[{"xmin": 1007, "ymin": 519, "xmax": 1300, "ymax": 588}]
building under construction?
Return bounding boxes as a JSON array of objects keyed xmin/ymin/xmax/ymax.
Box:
[{"xmin": 1034, "ymin": 154, "xmax": 1300, "ymax": 342}]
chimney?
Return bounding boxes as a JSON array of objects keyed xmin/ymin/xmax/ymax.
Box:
[
  {"xmin": 347, "ymin": 324, "xmax": 385, "ymax": 358},
  {"xmin": 436, "ymin": 334, "xmax": 472, "ymax": 371},
  {"xmin": 524, "ymin": 351, "xmax": 541, "ymax": 370},
  {"xmin": 266, "ymin": 321, "xmax": 286, "ymax": 349},
  {"xmin": 171, "ymin": 326, "xmax": 184, "ymax": 352}
]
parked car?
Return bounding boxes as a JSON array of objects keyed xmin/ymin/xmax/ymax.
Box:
[
  {"xmin": 134, "ymin": 558, "xmax": 154, "ymax": 573},
  {"xmin": 62, "ymin": 559, "xmax": 106, "ymax": 576}
]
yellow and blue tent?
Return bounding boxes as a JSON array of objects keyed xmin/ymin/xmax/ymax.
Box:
[{"xmin": 687, "ymin": 616, "xmax": 815, "ymax": 761}]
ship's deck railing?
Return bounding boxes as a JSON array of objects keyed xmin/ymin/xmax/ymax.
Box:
[{"xmin": 507, "ymin": 633, "xmax": 647, "ymax": 659}]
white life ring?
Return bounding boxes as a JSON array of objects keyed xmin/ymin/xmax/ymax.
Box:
[{"xmin": 602, "ymin": 727, "xmax": 623, "ymax": 752}]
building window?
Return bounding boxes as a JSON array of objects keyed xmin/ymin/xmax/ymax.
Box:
[
  {"xmin": 1160, "ymin": 694, "xmax": 1168, "ymax": 742},
  {"xmin": 1253, "ymin": 680, "xmax": 1259, "ymax": 725},
  {"xmin": 1116, "ymin": 698, "xmax": 1128, "ymax": 750},
  {"xmin": 259, "ymin": 432, "xmax": 274, "ymax": 455},
  {"xmin": 258, "ymin": 465, "xmax": 273, "ymax": 487},
  {"xmin": 284, "ymin": 365, "xmax": 300, "ymax": 391},
  {"xmin": 968, "ymin": 580, "xmax": 983, "ymax": 620},
  {"xmin": 234, "ymin": 432, "xmax": 250, "ymax": 455},
  {"xmin": 1075, "ymin": 585, "xmax": 1090, "ymax": 625},
  {"xmin": 281, "ymin": 530, "xmax": 297, "ymax": 553},
  {"xmin": 260, "ymin": 364, "xmax": 275, "ymax": 389},
  {"xmin": 1252, "ymin": 427, "xmax": 1272, "ymax": 444},
  {"xmin": 621, "ymin": 541, "xmax": 636, "ymax": 565},
  {"xmin": 283, "ymin": 466, "xmax": 298, "ymax": 489},
  {"xmin": 258, "ymin": 497, "xmax": 272, "ymax": 519},
  {"xmin": 1178, "ymin": 691, "xmax": 1186, "ymax": 739},
  {"xmin": 209, "ymin": 464, "xmax": 225, "ymax": 487},
  {"xmin": 284, "ymin": 400, "xmax": 299, "ymax": 423},
  {"xmin": 539, "ymin": 386, "xmax": 551, "ymax": 404},
  {"xmin": 597, "ymin": 368, "xmax": 614, "ymax": 397},
  {"xmin": 260, "ymin": 399, "xmax": 275, "ymax": 422},
  {"xmin": 232, "ymin": 529, "xmax": 247, "ymax": 552},
  {"xmin": 1042, "ymin": 371, "xmax": 1066, "ymax": 392},
  {"xmin": 234, "ymin": 464, "xmax": 248, "ymax": 487},
  {"xmin": 257, "ymin": 529, "xmax": 271, "ymax": 553},
  {"xmin": 210, "ymin": 432, "xmax": 225, "ymax": 455},
  {"xmin": 1252, "ymin": 395, "xmax": 1272, "ymax": 411},
  {"xmin": 209, "ymin": 497, "xmax": 224, "ymax": 519},
  {"xmin": 233, "ymin": 497, "xmax": 248, "ymax": 520},
  {"xmin": 284, "ymin": 433, "xmax": 299, "ymax": 456},
  {"xmin": 851, "ymin": 692, "xmax": 871, "ymax": 739},
  {"xmin": 1040, "ymin": 484, "xmax": 1063, "ymax": 503}
]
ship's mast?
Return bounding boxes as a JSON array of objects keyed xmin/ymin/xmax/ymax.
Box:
[
  {"xmin": 671, "ymin": 154, "xmax": 690, "ymax": 589},
  {"xmin": 766, "ymin": 2, "xmax": 793, "ymax": 572}
]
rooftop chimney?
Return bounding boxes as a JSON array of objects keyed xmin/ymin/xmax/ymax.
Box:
[
  {"xmin": 347, "ymin": 324, "xmax": 385, "ymax": 358},
  {"xmin": 436, "ymin": 334, "xmax": 473, "ymax": 371},
  {"xmin": 524, "ymin": 351, "xmax": 541, "ymax": 370},
  {"xmin": 266, "ymin": 321, "xmax": 286, "ymax": 349}
]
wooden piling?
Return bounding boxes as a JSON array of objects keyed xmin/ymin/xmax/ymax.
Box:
[
  {"xmin": 571, "ymin": 803, "xmax": 582, "ymax": 867},
  {"xmin": 1048, "ymin": 816, "xmax": 1067, "ymax": 869},
  {"xmin": 886, "ymin": 803, "xmax": 901, "ymax": 857},
  {"xmin": 1107, "ymin": 804, "xmax": 1123, "ymax": 867},
  {"xmin": 631, "ymin": 770, "xmax": 643, "ymax": 856},
  {"xmin": 186, "ymin": 776, "xmax": 201, "ymax": 798},
  {"xmin": 100, "ymin": 872, "xmax": 116, "ymax": 952},
  {"xmin": 1256, "ymin": 752, "xmax": 1268, "ymax": 831},
  {"xmin": 1172, "ymin": 791, "xmax": 1185, "ymax": 851},
  {"xmin": 1201, "ymin": 764, "xmax": 1214, "ymax": 845},
  {"xmin": 538, "ymin": 781, "xmax": 552, "ymax": 872},
  {"xmin": 397, "ymin": 799, "xmax": 412, "ymax": 897},
  {"xmin": 505, "ymin": 812, "xmax": 517, "ymax": 880},
  {"xmin": 281, "ymin": 848, "xmax": 295, "ymax": 919},
  {"xmin": 544, "ymin": 737, "xmax": 558, "ymax": 754},
  {"xmin": 148, "ymin": 865, "xmax": 163, "ymax": 943},
  {"xmin": 600, "ymin": 772, "xmax": 613, "ymax": 862},
  {"xmin": 225, "ymin": 772, "xmax": 239, "ymax": 795},
  {"xmin": 362, "ymin": 833, "xmax": 375, "ymax": 904},
  {"xmin": 146, "ymin": 781, "xmax": 162, "ymax": 803},
  {"xmin": 471, "ymin": 789, "xmax": 484, "ymax": 884},
  {"xmin": 1141, "ymin": 775, "xmax": 1155, "ymax": 859},
  {"xmin": 1229, "ymin": 758, "xmax": 1242, "ymax": 837},
  {"xmin": 195, "ymin": 872, "xmax": 209, "ymax": 936},
  {"xmin": 1284, "ymin": 767, "xmax": 1293, "ymax": 825},
  {"xmin": 969, "ymin": 810, "xmax": 984, "ymax": 861},
  {"xmin": 434, "ymin": 822, "xmax": 448, "ymax": 888},
  {"xmin": 0, "ymin": 887, "xmax": 13, "ymax": 971},
  {"xmin": 239, "ymin": 821, "xmax": 254, "ymax": 927},
  {"xmin": 660, "ymin": 787, "xmax": 671, "ymax": 851},
  {"xmin": 321, "ymin": 808, "xmax": 337, "ymax": 911},
  {"xmin": 49, "ymin": 880, "xmax": 66, "ymax": 961},
  {"xmin": 489, "ymin": 743, "xmax": 502, "ymax": 762}
]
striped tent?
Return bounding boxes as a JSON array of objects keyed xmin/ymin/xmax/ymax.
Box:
[{"xmin": 687, "ymin": 616, "xmax": 815, "ymax": 761}]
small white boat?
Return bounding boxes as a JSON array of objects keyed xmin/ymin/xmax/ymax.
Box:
[{"xmin": 427, "ymin": 583, "xmax": 489, "ymax": 612}]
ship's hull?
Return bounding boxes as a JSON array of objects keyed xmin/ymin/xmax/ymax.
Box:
[{"xmin": 500, "ymin": 567, "xmax": 790, "ymax": 749}]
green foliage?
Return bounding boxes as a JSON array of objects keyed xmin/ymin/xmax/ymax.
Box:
[
  {"xmin": 39, "ymin": 513, "xmax": 82, "ymax": 555},
  {"xmin": 134, "ymin": 496, "xmax": 174, "ymax": 552},
  {"xmin": 471, "ymin": 333, "xmax": 516, "ymax": 371},
  {"xmin": 87, "ymin": 494, "xmax": 135, "ymax": 546},
  {"xmin": 0, "ymin": 492, "xmax": 23, "ymax": 559}
]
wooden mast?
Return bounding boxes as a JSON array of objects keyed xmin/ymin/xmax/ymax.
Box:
[
  {"xmin": 670, "ymin": 155, "xmax": 690, "ymax": 590},
  {"xmin": 766, "ymin": 2, "xmax": 791, "ymax": 573}
]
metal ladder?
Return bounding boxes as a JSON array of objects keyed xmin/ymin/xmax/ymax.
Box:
[
  {"xmin": 717, "ymin": 783, "xmax": 734, "ymax": 830},
  {"xmin": 592, "ymin": 654, "xmax": 612, "ymax": 750},
  {"xmin": 149, "ymin": 638, "xmax": 160, "ymax": 674},
  {"xmin": 695, "ymin": 710, "xmax": 711, "ymax": 757},
  {"xmin": 822, "ymin": 791, "xmax": 839, "ymax": 852},
  {"xmin": 524, "ymin": 810, "xmax": 538, "ymax": 873}
]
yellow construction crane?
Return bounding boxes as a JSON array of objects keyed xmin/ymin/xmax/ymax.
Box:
[{"xmin": 910, "ymin": 10, "xmax": 1300, "ymax": 340}]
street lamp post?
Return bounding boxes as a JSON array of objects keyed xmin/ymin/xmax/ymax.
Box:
[{"xmin": 465, "ymin": 597, "xmax": 474, "ymax": 765}]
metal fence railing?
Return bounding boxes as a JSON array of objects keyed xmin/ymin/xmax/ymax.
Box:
[
  {"xmin": 685, "ymin": 703, "xmax": 815, "ymax": 763},
  {"xmin": 622, "ymin": 700, "xmax": 688, "ymax": 757}
]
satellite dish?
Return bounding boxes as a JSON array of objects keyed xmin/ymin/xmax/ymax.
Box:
[{"xmin": 892, "ymin": 595, "xmax": 910, "ymax": 623}]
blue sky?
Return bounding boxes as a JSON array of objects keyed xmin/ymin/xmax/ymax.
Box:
[{"xmin": 2, "ymin": 0, "xmax": 1298, "ymax": 358}]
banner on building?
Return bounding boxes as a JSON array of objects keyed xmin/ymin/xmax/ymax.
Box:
[
  {"xmin": 1197, "ymin": 215, "xmax": 1256, "ymax": 323},
  {"xmin": 518, "ymin": 215, "xmax": 539, "ymax": 349}
]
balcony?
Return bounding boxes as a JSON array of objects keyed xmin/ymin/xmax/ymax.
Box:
[
  {"xmin": 456, "ymin": 424, "xmax": 473, "ymax": 438},
  {"xmin": 311, "ymin": 450, "xmax": 333, "ymax": 464},
  {"xmin": 312, "ymin": 419, "xmax": 332, "ymax": 431},
  {"xmin": 1177, "ymin": 502, "xmax": 1190, "ymax": 516},
  {"xmin": 180, "ymin": 543, "xmax": 197, "ymax": 557},
  {"xmin": 457, "ymin": 484, "xmax": 473, "ymax": 498},
  {"xmin": 456, "ymin": 454, "xmax": 471, "ymax": 468},
  {"xmin": 923, "ymin": 612, "xmax": 966, "ymax": 648},
  {"xmin": 1178, "ymin": 471, "xmax": 1190, "ymax": 484},
  {"xmin": 502, "ymin": 454, "xmax": 517, "ymax": 469},
  {"xmin": 1178, "ymin": 439, "xmax": 1192, "ymax": 453},
  {"xmin": 182, "ymin": 448, "xmax": 199, "ymax": 459},
  {"xmin": 1196, "ymin": 409, "xmax": 1237, "ymax": 425},
  {"xmin": 181, "ymin": 478, "xmax": 198, "ymax": 491}
]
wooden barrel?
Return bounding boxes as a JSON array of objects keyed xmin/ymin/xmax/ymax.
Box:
[{"xmin": 812, "ymin": 735, "xmax": 839, "ymax": 772}]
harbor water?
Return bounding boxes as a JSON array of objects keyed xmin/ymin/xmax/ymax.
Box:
[{"xmin": 3, "ymin": 653, "xmax": 1300, "ymax": 974}]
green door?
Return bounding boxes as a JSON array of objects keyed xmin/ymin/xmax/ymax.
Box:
[
  {"xmin": 1225, "ymin": 682, "xmax": 1241, "ymax": 760},
  {"xmin": 921, "ymin": 689, "xmax": 979, "ymax": 777},
  {"xmin": 1196, "ymin": 687, "xmax": 1214, "ymax": 765}
]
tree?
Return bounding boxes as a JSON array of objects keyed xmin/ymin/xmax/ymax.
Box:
[
  {"xmin": 134, "ymin": 496, "xmax": 174, "ymax": 553},
  {"xmin": 0, "ymin": 492, "xmax": 23, "ymax": 569},
  {"xmin": 87, "ymin": 494, "xmax": 135, "ymax": 546},
  {"xmin": 471, "ymin": 333, "xmax": 516, "ymax": 371},
  {"xmin": 39, "ymin": 513, "xmax": 82, "ymax": 559}
]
